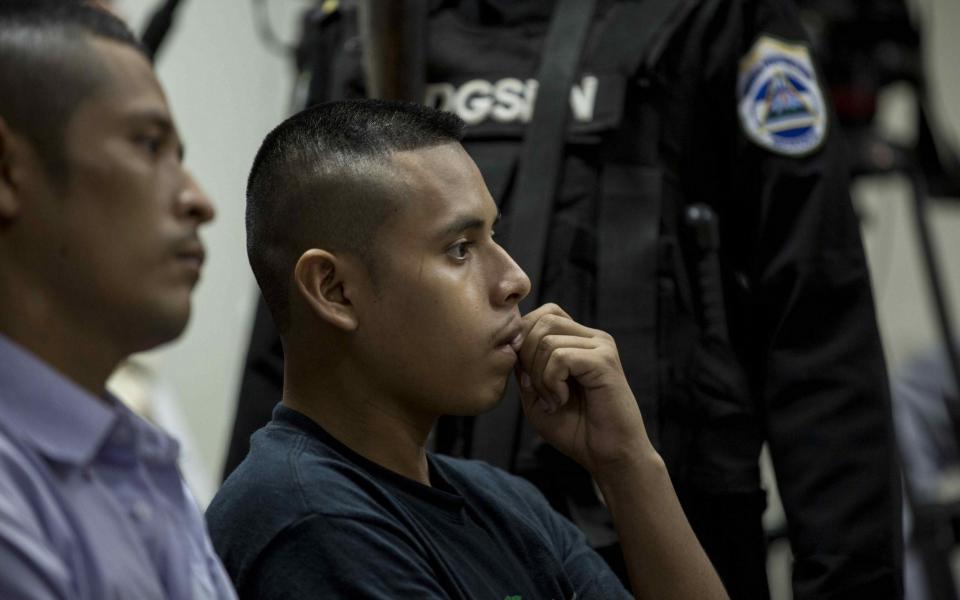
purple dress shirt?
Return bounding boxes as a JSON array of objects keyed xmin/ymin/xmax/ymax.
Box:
[{"xmin": 0, "ymin": 334, "xmax": 236, "ymax": 599}]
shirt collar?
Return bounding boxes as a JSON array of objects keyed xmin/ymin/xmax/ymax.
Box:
[{"xmin": 0, "ymin": 333, "xmax": 120, "ymax": 466}]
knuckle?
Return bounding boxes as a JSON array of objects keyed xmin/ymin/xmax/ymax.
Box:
[
  {"xmin": 602, "ymin": 350, "xmax": 621, "ymax": 371},
  {"xmin": 527, "ymin": 321, "xmax": 547, "ymax": 345},
  {"xmin": 541, "ymin": 313, "xmax": 563, "ymax": 328},
  {"xmin": 599, "ymin": 333, "xmax": 617, "ymax": 352},
  {"xmin": 539, "ymin": 335, "xmax": 559, "ymax": 353}
]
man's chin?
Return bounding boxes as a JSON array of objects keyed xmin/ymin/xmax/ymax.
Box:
[
  {"xmin": 447, "ymin": 380, "xmax": 510, "ymax": 417},
  {"xmin": 124, "ymin": 304, "xmax": 192, "ymax": 354}
]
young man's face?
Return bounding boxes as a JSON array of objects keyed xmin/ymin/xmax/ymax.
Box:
[
  {"xmin": 352, "ymin": 143, "xmax": 530, "ymax": 417},
  {"xmin": 12, "ymin": 36, "xmax": 213, "ymax": 352}
]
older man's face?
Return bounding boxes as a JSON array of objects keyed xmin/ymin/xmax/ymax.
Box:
[{"xmin": 15, "ymin": 36, "xmax": 214, "ymax": 353}]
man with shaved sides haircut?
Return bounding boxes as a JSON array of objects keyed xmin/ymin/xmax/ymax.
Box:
[
  {"xmin": 207, "ymin": 99, "xmax": 728, "ymax": 600},
  {"xmin": 0, "ymin": 3, "xmax": 235, "ymax": 598}
]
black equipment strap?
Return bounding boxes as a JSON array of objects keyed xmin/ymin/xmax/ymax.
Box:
[
  {"xmin": 504, "ymin": 0, "xmax": 598, "ymax": 312},
  {"xmin": 470, "ymin": 0, "xmax": 598, "ymax": 469}
]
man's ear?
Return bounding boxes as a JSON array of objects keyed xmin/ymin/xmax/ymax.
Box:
[
  {"xmin": 294, "ymin": 248, "xmax": 360, "ymax": 331},
  {"xmin": 0, "ymin": 117, "xmax": 26, "ymax": 221}
]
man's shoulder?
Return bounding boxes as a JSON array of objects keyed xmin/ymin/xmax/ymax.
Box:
[
  {"xmin": 213, "ymin": 426, "xmax": 359, "ymax": 525},
  {"xmin": 0, "ymin": 423, "xmax": 54, "ymax": 506},
  {"xmin": 0, "ymin": 423, "xmax": 73, "ymax": 551},
  {"xmin": 206, "ymin": 422, "xmax": 403, "ymax": 558},
  {"xmin": 0, "ymin": 425, "xmax": 82, "ymax": 600},
  {"xmin": 206, "ymin": 421, "xmax": 441, "ymax": 588}
]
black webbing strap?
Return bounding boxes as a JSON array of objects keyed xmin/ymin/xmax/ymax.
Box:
[
  {"xmin": 469, "ymin": 0, "xmax": 597, "ymax": 469},
  {"xmin": 504, "ymin": 0, "xmax": 598, "ymax": 313}
]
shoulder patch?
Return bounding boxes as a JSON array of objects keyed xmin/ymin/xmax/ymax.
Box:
[{"xmin": 737, "ymin": 36, "xmax": 828, "ymax": 157}]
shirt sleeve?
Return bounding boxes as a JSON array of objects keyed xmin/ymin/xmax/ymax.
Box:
[
  {"xmin": 693, "ymin": 0, "xmax": 902, "ymax": 596},
  {"xmin": 552, "ymin": 526, "xmax": 633, "ymax": 600},
  {"xmin": 501, "ymin": 470, "xmax": 631, "ymax": 600},
  {"xmin": 240, "ymin": 513, "xmax": 450, "ymax": 600}
]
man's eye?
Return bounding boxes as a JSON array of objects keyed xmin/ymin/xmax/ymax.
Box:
[
  {"xmin": 134, "ymin": 134, "xmax": 163, "ymax": 155},
  {"xmin": 446, "ymin": 241, "xmax": 472, "ymax": 261}
]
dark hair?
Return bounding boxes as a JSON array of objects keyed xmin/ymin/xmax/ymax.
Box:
[
  {"xmin": 246, "ymin": 99, "xmax": 465, "ymax": 332},
  {"xmin": 0, "ymin": 1, "xmax": 146, "ymax": 180}
]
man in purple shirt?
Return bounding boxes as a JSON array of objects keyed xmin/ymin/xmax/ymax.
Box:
[{"xmin": 0, "ymin": 3, "xmax": 235, "ymax": 598}]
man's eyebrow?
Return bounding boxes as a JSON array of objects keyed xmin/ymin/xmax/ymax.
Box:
[
  {"xmin": 437, "ymin": 210, "xmax": 501, "ymax": 238},
  {"xmin": 128, "ymin": 109, "xmax": 173, "ymax": 131}
]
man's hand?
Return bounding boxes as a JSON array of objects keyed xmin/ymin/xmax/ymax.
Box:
[
  {"xmin": 515, "ymin": 304, "xmax": 729, "ymax": 600},
  {"xmin": 514, "ymin": 303, "xmax": 654, "ymax": 478}
]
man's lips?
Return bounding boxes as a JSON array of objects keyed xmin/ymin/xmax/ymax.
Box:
[
  {"xmin": 174, "ymin": 241, "xmax": 206, "ymax": 272},
  {"xmin": 495, "ymin": 321, "xmax": 524, "ymax": 355}
]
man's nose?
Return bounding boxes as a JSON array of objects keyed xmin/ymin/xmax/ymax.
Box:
[
  {"xmin": 176, "ymin": 170, "xmax": 215, "ymax": 224},
  {"xmin": 495, "ymin": 247, "xmax": 531, "ymax": 307}
]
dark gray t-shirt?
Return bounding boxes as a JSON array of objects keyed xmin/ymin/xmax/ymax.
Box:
[{"xmin": 206, "ymin": 404, "xmax": 630, "ymax": 599}]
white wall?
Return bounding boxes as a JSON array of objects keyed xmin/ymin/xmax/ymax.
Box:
[{"xmin": 107, "ymin": 0, "xmax": 960, "ymax": 519}]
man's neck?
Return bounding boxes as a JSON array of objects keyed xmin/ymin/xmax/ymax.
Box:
[
  {"xmin": 283, "ymin": 359, "xmax": 436, "ymax": 486},
  {"xmin": 0, "ymin": 290, "xmax": 119, "ymax": 398}
]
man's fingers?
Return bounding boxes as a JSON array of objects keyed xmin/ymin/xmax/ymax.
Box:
[
  {"xmin": 517, "ymin": 303, "xmax": 621, "ymax": 415},
  {"xmin": 521, "ymin": 302, "xmax": 571, "ymax": 324},
  {"xmin": 519, "ymin": 308, "xmax": 600, "ymax": 369},
  {"xmin": 519, "ymin": 303, "xmax": 571, "ymax": 342},
  {"xmin": 521, "ymin": 346, "xmax": 603, "ymax": 416},
  {"xmin": 541, "ymin": 347, "xmax": 591, "ymax": 407},
  {"xmin": 528, "ymin": 335, "xmax": 596, "ymax": 405}
]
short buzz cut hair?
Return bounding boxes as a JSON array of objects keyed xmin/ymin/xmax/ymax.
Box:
[
  {"xmin": 0, "ymin": 1, "xmax": 146, "ymax": 181},
  {"xmin": 246, "ymin": 99, "xmax": 465, "ymax": 333}
]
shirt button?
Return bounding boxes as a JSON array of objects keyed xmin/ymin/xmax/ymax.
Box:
[{"xmin": 131, "ymin": 500, "xmax": 153, "ymax": 523}]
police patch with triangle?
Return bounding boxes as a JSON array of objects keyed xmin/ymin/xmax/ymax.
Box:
[{"xmin": 737, "ymin": 35, "xmax": 828, "ymax": 157}]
